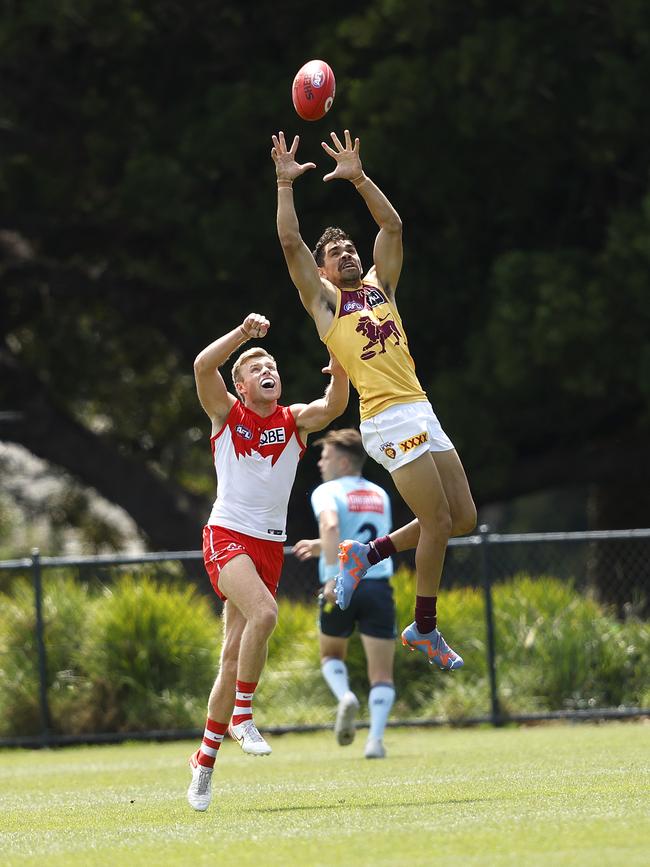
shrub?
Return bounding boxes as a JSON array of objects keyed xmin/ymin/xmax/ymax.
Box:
[
  {"xmin": 1, "ymin": 568, "xmax": 647, "ymax": 737},
  {"xmin": 78, "ymin": 575, "xmax": 220, "ymax": 732},
  {"xmin": 0, "ymin": 574, "xmax": 95, "ymax": 736},
  {"xmin": 257, "ymin": 597, "xmax": 331, "ymax": 726},
  {"xmin": 492, "ymin": 575, "xmax": 650, "ymax": 712}
]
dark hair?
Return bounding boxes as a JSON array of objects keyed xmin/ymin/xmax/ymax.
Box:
[
  {"xmin": 314, "ymin": 428, "xmax": 366, "ymax": 472},
  {"xmin": 312, "ymin": 226, "xmax": 353, "ymax": 266}
]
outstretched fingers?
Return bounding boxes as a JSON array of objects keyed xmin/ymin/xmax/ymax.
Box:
[{"xmin": 271, "ymin": 131, "xmax": 298, "ymax": 155}]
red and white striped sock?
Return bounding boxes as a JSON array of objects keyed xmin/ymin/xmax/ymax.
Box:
[
  {"xmin": 231, "ymin": 679, "xmax": 258, "ymax": 727},
  {"xmin": 196, "ymin": 718, "xmax": 228, "ymax": 768}
]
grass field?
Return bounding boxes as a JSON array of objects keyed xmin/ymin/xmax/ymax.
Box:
[{"xmin": 1, "ymin": 722, "xmax": 648, "ymax": 866}]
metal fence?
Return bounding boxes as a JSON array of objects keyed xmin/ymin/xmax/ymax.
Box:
[{"xmin": 1, "ymin": 526, "xmax": 648, "ymax": 748}]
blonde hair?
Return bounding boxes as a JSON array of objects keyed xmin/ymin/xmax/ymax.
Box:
[{"xmin": 231, "ymin": 347, "xmax": 276, "ymax": 399}]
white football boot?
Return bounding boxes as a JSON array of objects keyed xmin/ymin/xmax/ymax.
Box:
[
  {"xmin": 228, "ymin": 720, "xmax": 272, "ymax": 756},
  {"xmin": 187, "ymin": 751, "xmax": 213, "ymax": 811}
]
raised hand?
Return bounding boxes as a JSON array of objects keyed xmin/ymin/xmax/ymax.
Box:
[
  {"xmin": 321, "ymin": 129, "xmax": 363, "ymax": 182},
  {"xmin": 241, "ymin": 313, "xmax": 270, "ymax": 339},
  {"xmin": 271, "ymin": 132, "xmax": 317, "ymax": 182}
]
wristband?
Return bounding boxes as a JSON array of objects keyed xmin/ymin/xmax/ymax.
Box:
[
  {"xmin": 277, "ymin": 179, "xmax": 293, "ymax": 189},
  {"xmin": 351, "ymin": 173, "xmax": 368, "ymax": 188},
  {"xmin": 322, "ymin": 563, "xmax": 339, "ymax": 582}
]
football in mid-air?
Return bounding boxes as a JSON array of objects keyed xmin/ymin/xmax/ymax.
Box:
[{"xmin": 292, "ymin": 60, "xmax": 336, "ymax": 121}]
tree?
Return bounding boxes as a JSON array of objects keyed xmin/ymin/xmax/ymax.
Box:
[{"xmin": 1, "ymin": 1, "xmax": 649, "ymax": 565}]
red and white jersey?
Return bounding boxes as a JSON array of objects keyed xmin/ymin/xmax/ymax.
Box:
[{"xmin": 207, "ymin": 401, "xmax": 306, "ymax": 541}]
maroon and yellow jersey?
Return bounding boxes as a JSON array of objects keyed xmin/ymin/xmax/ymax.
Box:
[{"xmin": 322, "ymin": 272, "xmax": 427, "ymax": 420}]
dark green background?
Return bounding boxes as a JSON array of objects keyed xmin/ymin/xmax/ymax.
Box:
[{"xmin": 1, "ymin": 0, "xmax": 649, "ymax": 551}]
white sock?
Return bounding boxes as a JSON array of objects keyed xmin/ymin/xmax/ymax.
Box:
[
  {"xmin": 321, "ymin": 658, "xmax": 351, "ymax": 701},
  {"xmin": 368, "ymin": 683, "xmax": 395, "ymax": 741}
]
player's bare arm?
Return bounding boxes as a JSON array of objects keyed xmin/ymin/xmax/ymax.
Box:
[
  {"xmin": 292, "ymin": 353, "xmax": 348, "ymax": 436},
  {"xmin": 318, "ymin": 507, "xmax": 341, "ymax": 604},
  {"xmin": 194, "ymin": 313, "xmax": 269, "ymax": 432},
  {"xmin": 272, "ymin": 131, "xmax": 336, "ymax": 337},
  {"xmin": 322, "ymin": 130, "xmax": 403, "ymax": 297}
]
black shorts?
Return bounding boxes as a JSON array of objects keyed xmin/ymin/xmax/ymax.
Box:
[{"xmin": 319, "ymin": 578, "xmax": 396, "ymax": 640}]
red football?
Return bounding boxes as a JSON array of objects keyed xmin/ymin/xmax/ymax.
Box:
[{"xmin": 292, "ymin": 60, "xmax": 336, "ymax": 121}]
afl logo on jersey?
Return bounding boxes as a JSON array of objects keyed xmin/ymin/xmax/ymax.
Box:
[
  {"xmin": 259, "ymin": 427, "xmax": 286, "ymax": 447},
  {"xmin": 343, "ymin": 300, "xmax": 363, "ymax": 313},
  {"xmin": 235, "ymin": 424, "xmax": 253, "ymax": 440}
]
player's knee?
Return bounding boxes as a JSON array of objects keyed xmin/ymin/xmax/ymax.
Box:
[
  {"xmin": 252, "ymin": 601, "xmax": 278, "ymax": 637},
  {"xmin": 453, "ymin": 502, "xmax": 477, "ymax": 537},
  {"xmin": 418, "ymin": 508, "xmax": 452, "ymax": 543},
  {"xmin": 430, "ymin": 505, "xmax": 453, "ymax": 541}
]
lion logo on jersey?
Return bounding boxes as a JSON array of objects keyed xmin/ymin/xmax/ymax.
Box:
[{"xmin": 356, "ymin": 314, "xmax": 402, "ymax": 359}]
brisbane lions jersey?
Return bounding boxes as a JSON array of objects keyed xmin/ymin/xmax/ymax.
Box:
[
  {"xmin": 207, "ymin": 401, "xmax": 306, "ymax": 541},
  {"xmin": 321, "ymin": 271, "xmax": 426, "ymax": 421}
]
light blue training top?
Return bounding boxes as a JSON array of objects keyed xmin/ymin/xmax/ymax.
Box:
[{"xmin": 310, "ymin": 475, "xmax": 393, "ymax": 584}]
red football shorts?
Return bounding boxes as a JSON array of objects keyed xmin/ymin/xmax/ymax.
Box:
[{"xmin": 202, "ymin": 525, "xmax": 284, "ymax": 601}]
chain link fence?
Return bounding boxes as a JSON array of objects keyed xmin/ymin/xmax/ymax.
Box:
[{"xmin": 1, "ymin": 527, "xmax": 648, "ymax": 747}]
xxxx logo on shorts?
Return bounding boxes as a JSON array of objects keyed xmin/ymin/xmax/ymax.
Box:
[
  {"xmin": 380, "ymin": 441, "xmax": 397, "ymax": 459},
  {"xmin": 399, "ymin": 431, "xmax": 429, "ymax": 453}
]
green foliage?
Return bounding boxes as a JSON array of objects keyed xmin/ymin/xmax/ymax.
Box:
[
  {"xmin": 0, "ymin": 574, "xmax": 94, "ymax": 736},
  {"xmin": 0, "ymin": 569, "xmax": 647, "ymax": 737},
  {"xmin": 263, "ymin": 569, "xmax": 649, "ymax": 726},
  {"xmin": 0, "ymin": 573, "xmax": 221, "ymax": 736},
  {"xmin": 2, "ymin": 0, "xmax": 650, "ymax": 550},
  {"xmin": 78, "ymin": 576, "xmax": 220, "ymax": 731},
  {"xmin": 257, "ymin": 599, "xmax": 331, "ymax": 725}
]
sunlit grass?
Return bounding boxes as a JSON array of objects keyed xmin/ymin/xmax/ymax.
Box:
[{"xmin": 1, "ymin": 722, "xmax": 648, "ymax": 866}]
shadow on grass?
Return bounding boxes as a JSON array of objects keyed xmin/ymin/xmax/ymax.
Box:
[{"xmin": 244, "ymin": 796, "xmax": 497, "ymax": 814}]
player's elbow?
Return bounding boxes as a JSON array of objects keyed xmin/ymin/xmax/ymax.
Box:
[
  {"xmin": 193, "ymin": 353, "xmax": 212, "ymax": 377},
  {"xmin": 385, "ymin": 213, "xmax": 403, "ymax": 235}
]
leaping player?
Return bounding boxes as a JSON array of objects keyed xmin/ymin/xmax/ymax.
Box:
[
  {"xmin": 271, "ymin": 129, "xmax": 477, "ymax": 672},
  {"xmin": 187, "ymin": 312, "xmax": 348, "ymax": 812}
]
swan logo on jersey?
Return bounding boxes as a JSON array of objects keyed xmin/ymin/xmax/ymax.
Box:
[
  {"xmin": 235, "ymin": 424, "xmax": 253, "ymax": 440},
  {"xmin": 259, "ymin": 427, "xmax": 286, "ymax": 447},
  {"xmin": 399, "ymin": 431, "xmax": 428, "ymax": 453}
]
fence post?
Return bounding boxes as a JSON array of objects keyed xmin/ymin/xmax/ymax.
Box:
[
  {"xmin": 31, "ymin": 548, "xmax": 51, "ymax": 746},
  {"xmin": 478, "ymin": 525, "xmax": 502, "ymax": 726}
]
